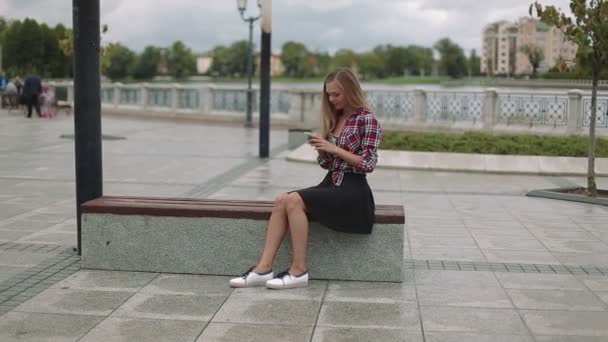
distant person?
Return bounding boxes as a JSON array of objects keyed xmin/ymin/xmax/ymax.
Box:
[
  {"xmin": 22, "ymin": 75, "xmax": 42, "ymax": 118},
  {"xmin": 229, "ymin": 68, "xmax": 382, "ymax": 289},
  {"xmin": 14, "ymin": 76, "xmax": 23, "ymax": 95},
  {"xmin": 1, "ymin": 81, "xmax": 18, "ymax": 108},
  {"xmin": 0, "ymin": 72, "xmax": 7, "ymax": 91}
]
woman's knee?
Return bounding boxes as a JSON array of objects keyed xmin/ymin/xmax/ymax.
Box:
[
  {"xmin": 273, "ymin": 193, "xmax": 289, "ymax": 211},
  {"xmin": 285, "ymin": 193, "xmax": 304, "ymax": 212}
]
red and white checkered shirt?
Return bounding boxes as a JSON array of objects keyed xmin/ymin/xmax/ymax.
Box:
[{"xmin": 317, "ymin": 108, "xmax": 382, "ymax": 186}]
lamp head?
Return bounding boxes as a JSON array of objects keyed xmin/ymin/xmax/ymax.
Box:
[{"xmin": 237, "ymin": 0, "xmax": 247, "ymax": 13}]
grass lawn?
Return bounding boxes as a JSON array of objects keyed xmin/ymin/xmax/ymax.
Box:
[{"xmin": 380, "ymin": 131, "xmax": 608, "ymax": 157}]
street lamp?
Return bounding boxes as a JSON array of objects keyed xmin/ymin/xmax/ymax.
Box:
[{"xmin": 237, "ymin": 0, "xmax": 262, "ymax": 128}]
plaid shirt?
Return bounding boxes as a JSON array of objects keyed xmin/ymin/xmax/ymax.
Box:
[{"xmin": 317, "ymin": 108, "xmax": 382, "ymax": 186}]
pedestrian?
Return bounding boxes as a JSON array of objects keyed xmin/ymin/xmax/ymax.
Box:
[
  {"xmin": 0, "ymin": 72, "xmax": 7, "ymax": 91},
  {"xmin": 22, "ymin": 75, "xmax": 43, "ymax": 118},
  {"xmin": 229, "ymin": 68, "xmax": 382, "ymax": 289}
]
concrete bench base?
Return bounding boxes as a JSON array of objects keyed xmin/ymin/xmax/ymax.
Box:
[{"xmin": 81, "ymin": 197, "xmax": 405, "ymax": 282}]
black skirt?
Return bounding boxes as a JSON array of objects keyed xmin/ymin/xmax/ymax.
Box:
[{"xmin": 292, "ymin": 172, "xmax": 375, "ymax": 234}]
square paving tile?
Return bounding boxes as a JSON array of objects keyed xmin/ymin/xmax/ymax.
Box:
[
  {"xmin": 317, "ymin": 301, "xmax": 420, "ymax": 330},
  {"xmin": 212, "ymin": 297, "xmax": 320, "ymax": 326},
  {"xmin": 198, "ymin": 323, "xmax": 313, "ymax": 342},
  {"xmin": 507, "ymin": 289, "xmax": 607, "ymax": 311},
  {"xmin": 424, "ymin": 332, "xmax": 534, "ymax": 342},
  {"xmin": 0, "ymin": 312, "xmax": 104, "ymax": 342},
  {"xmin": 79, "ymin": 317, "xmax": 206, "ymax": 342},
  {"xmin": 577, "ymin": 275, "xmax": 608, "ymax": 292},
  {"xmin": 421, "ymin": 307, "xmax": 529, "ymax": 334},
  {"xmin": 521, "ymin": 310, "xmax": 608, "ymax": 336},
  {"xmin": 412, "ymin": 247, "xmax": 486, "ymax": 262},
  {"xmin": 482, "ymin": 250, "xmax": 559, "ymax": 264},
  {"xmin": 51, "ymin": 270, "xmax": 158, "ymax": 292},
  {"xmin": 324, "ymin": 281, "xmax": 416, "ymax": 303},
  {"xmin": 14, "ymin": 288, "xmax": 134, "ymax": 316},
  {"xmin": 139, "ymin": 274, "xmax": 233, "ymax": 296},
  {"xmin": 312, "ymin": 327, "xmax": 423, "ymax": 342},
  {"xmin": 414, "ymin": 270, "xmax": 501, "ymax": 288},
  {"xmin": 495, "ymin": 273, "xmax": 585, "ymax": 290},
  {"xmin": 417, "ymin": 286, "xmax": 512, "ymax": 308},
  {"xmin": 111, "ymin": 292, "xmax": 225, "ymax": 321},
  {"xmin": 231, "ymin": 281, "xmax": 326, "ymax": 301},
  {"xmin": 0, "ymin": 251, "xmax": 56, "ymax": 267}
]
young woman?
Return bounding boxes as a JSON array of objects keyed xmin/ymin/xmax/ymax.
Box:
[{"xmin": 230, "ymin": 68, "xmax": 382, "ymax": 289}]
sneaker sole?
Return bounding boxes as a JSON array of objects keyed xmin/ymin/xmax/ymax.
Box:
[
  {"xmin": 229, "ymin": 281, "xmax": 268, "ymax": 288},
  {"xmin": 265, "ymin": 282, "xmax": 308, "ymax": 290}
]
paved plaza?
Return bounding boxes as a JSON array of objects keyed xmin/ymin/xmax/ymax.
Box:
[{"xmin": 1, "ymin": 110, "xmax": 608, "ymax": 341}]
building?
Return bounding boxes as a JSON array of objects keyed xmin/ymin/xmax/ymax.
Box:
[
  {"xmin": 196, "ymin": 56, "xmax": 213, "ymax": 75},
  {"xmin": 481, "ymin": 17, "xmax": 578, "ymax": 75},
  {"xmin": 481, "ymin": 21, "xmax": 519, "ymax": 76},
  {"xmin": 256, "ymin": 52, "xmax": 285, "ymax": 77}
]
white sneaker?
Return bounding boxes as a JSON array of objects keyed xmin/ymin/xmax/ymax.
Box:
[
  {"xmin": 229, "ymin": 266, "xmax": 274, "ymax": 288},
  {"xmin": 265, "ymin": 270, "xmax": 309, "ymax": 289}
]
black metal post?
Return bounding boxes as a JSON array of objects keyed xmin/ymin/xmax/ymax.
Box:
[
  {"xmin": 245, "ymin": 18, "xmax": 254, "ymax": 128},
  {"xmin": 259, "ymin": 0, "xmax": 271, "ymax": 158},
  {"xmin": 73, "ymin": 0, "xmax": 103, "ymax": 255}
]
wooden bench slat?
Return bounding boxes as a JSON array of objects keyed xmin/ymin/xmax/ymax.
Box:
[{"xmin": 82, "ymin": 196, "xmax": 405, "ymax": 224}]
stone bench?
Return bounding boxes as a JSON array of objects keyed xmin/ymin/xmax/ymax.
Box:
[{"xmin": 81, "ymin": 196, "xmax": 405, "ymax": 282}]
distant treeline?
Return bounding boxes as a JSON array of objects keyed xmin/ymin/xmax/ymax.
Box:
[{"xmin": 0, "ymin": 16, "xmax": 482, "ymax": 80}]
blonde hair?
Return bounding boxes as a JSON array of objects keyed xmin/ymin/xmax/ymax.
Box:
[{"xmin": 320, "ymin": 68, "xmax": 370, "ymax": 138}]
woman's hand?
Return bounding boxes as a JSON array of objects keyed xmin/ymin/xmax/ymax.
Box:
[{"xmin": 308, "ymin": 136, "xmax": 338, "ymax": 154}]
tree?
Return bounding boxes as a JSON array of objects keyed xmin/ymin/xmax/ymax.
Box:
[
  {"xmin": 468, "ymin": 49, "xmax": 481, "ymax": 77},
  {"xmin": 208, "ymin": 45, "xmax": 231, "ymax": 77},
  {"xmin": 0, "ymin": 17, "xmax": 8, "ymax": 35},
  {"xmin": 167, "ymin": 40, "xmax": 196, "ymax": 79},
  {"xmin": 102, "ymin": 43, "xmax": 135, "ymax": 80},
  {"xmin": 357, "ymin": 52, "xmax": 384, "ymax": 80},
  {"xmin": 407, "ymin": 46, "xmax": 435, "ymax": 76},
  {"xmin": 520, "ymin": 43, "xmax": 545, "ymax": 77},
  {"xmin": 281, "ymin": 41, "xmax": 308, "ymax": 77},
  {"xmin": 332, "ymin": 49, "xmax": 357, "ymax": 70},
  {"xmin": 132, "ymin": 46, "xmax": 161, "ymax": 79},
  {"xmin": 531, "ymin": 0, "xmax": 608, "ymax": 196},
  {"xmin": 226, "ymin": 40, "xmax": 250, "ymax": 77},
  {"xmin": 434, "ymin": 38, "xmax": 468, "ymax": 78}
]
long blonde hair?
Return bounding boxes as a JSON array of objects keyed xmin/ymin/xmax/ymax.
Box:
[{"xmin": 320, "ymin": 68, "xmax": 370, "ymax": 138}]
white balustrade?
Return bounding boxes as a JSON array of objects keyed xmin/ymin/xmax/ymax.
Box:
[{"xmin": 47, "ymin": 81, "xmax": 608, "ymax": 136}]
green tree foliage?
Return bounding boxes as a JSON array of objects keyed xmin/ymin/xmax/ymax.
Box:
[
  {"xmin": 520, "ymin": 43, "xmax": 545, "ymax": 76},
  {"xmin": 208, "ymin": 45, "xmax": 231, "ymax": 77},
  {"xmin": 102, "ymin": 43, "xmax": 135, "ymax": 80},
  {"xmin": 132, "ymin": 46, "xmax": 162, "ymax": 79},
  {"xmin": 468, "ymin": 49, "xmax": 481, "ymax": 76},
  {"xmin": 208, "ymin": 40, "xmax": 251, "ymax": 77},
  {"xmin": 531, "ymin": 0, "xmax": 608, "ymax": 196},
  {"xmin": 0, "ymin": 17, "xmax": 71, "ymax": 78},
  {"xmin": 281, "ymin": 41, "xmax": 308, "ymax": 77},
  {"xmin": 167, "ymin": 41, "xmax": 196, "ymax": 79},
  {"xmin": 434, "ymin": 38, "xmax": 468, "ymax": 78},
  {"xmin": 332, "ymin": 48, "xmax": 357, "ymax": 69},
  {"xmin": 357, "ymin": 52, "xmax": 384, "ymax": 80}
]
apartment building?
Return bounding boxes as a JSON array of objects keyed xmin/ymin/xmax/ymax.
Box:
[{"xmin": 481, "ymin": 17, "xmax": 577, "ymax": 75}]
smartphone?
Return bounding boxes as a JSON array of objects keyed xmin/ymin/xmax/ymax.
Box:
[{"xmin": 303, "ymin": 132, "xmax": 315, "ymax": 140}]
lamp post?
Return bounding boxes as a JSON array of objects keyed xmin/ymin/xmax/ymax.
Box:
[{"xmin": 237, "ymin": 0, "xmax": 261, "ymax": 128}]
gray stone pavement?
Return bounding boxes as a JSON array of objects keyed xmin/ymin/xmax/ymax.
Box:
[{"xmin": 1, "ymin": 109, "xmax": 608, "ymax": 341}]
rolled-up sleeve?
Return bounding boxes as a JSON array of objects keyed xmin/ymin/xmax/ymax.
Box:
[
  {"xmin": 317, "ymin": 152, "xmax": 334, "ymax": 169},
  {"xmin": 354, "ymin": 113, "xmax": 381, "ymax": 173}
]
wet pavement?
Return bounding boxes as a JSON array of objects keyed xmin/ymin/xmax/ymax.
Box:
[{"xmin": 1, "ymin": 110, "xmax": 608, "ymax": 341}]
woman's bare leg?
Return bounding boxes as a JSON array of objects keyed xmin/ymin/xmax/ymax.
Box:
[
  {"xmin": 284, "ymin": 193, "xmax": 309, "ymax": 275},
  {"xmin": 254, "ymin": 194, "xmax": 289, "ymax": 273}
]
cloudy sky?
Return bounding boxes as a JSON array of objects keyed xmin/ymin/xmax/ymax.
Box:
[{"xmin": 1, "ymin": 0, "xmax": 572, "ymax": 55}]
